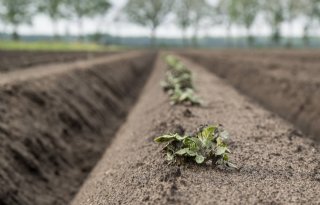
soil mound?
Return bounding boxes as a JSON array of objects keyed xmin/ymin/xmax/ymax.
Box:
[
  {"xmin": 72, "ymin": 54, "xmax": 320, "ymax": 204},
  {"xmin": 0, "ymin": 52, "xmax": 156, "ymax": 205},
  {"xmin": 0, "ymin": 50, "xmax": 116, "ymax": 72},
  {"xmin": 182, "ymin": 50, "xmax": 320, "ymax": 142}
]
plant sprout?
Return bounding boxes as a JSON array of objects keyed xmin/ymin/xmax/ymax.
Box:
[
  {"xmin": 161, "ymin": 55, "xmax": 202, "ymax": 105},
  {"xmin": 169, "ymin": 86, "xmax": 201, "ymax": 105},
  {"xmin": 154, "ymin": 124, "xmax": 237, "ymax": 168}
]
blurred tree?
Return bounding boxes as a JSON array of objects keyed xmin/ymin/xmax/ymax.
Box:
[
  {"xmin": 189, "ymin": 0, "xmax": 211, "ymax": 47},
  {"xmin": 66, "ymin": 0, "xmax": 111, "ymax": 41},
  {"xmin": 301, "ymin": 0, "xmax": 320, "ymax": 46},
  {"xmin": 174, "ymin": 0, "xmax": 193, "ymax": 46},
  {"xmin": 216, "ymin": 0, "xmax": 240, "ymax": 47},
  {"xmin": 0, "ymin": 6, "xmax": 3, "ymax": 36},
  {"xmin": 263, "ymin": 0, "xmax": 285, "ymax": 45},
  {"xmin": 284, "ymin": 0, "xmax": 304, "ymax": 47},
  {"xmin": 232, "ymin": 0, "xmax": 260, "ymax": 46},
  {"xmin": 174, "ymin": 0, "xmax": 212, "ymax": 47},
  {"xmin": 123, "ymin": 0, "xmax": 172, "ymax": 46},
  {"xmin": 38, "ymin": 0, "xmax": 68, "ymax": 40},
  {"xmin": 0, "ymin": 0, "xmax": 34, "ymax": 40}
]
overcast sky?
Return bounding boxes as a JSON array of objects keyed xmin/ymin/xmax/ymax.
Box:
[{"xmin": 1, "ymin": 0, "xmax": 316, "ymax": 38}]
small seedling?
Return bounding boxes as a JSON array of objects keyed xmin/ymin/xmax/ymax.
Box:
[
  {"xmin": 154, "ymin": 124, "xmax": 237, "ymax": 169},
  {"xmin": 162, "ymin": 55, "xmax": 202, "ymax": 105},
  {"xmin": 161, "ymin": 72, "xmax": 193, "ymax": 91},
  {"xmin": 169, "ymin": 86, "xmax": 201, "ymax": 105}
]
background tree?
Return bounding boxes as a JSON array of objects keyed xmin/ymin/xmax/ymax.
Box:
[
  {"xmin": 123, "ymin": 0, "xmax": 173, "ymax": 46},
  {"xmin": 174, "ymin": 0, "xmax": 193, "ymax": 46},
  {"xmin": 0, "ymin": 0, "xmax": 34, "ymax": 40},
  {"xmin": 189, "ymin": 0, "xmax": 211, "ymax": 47},
  {"xmin": 38, "ymin": 0, "xmax": 68, "ymax": 40},
  {"xmin": 0, "ymin": 5, "xmax": 4, "ymax": 36},
  {"xmin": 263, "ymin": 0, "xmax": 285, "ymax": 45},
  {"xmin": 284, "ymin": 0, "xmax": 304, "ymax": 47},
  {"xmin": 301, "ymin": 0, "xmax": 320, "ymax": 46},
  {"xmin": 216, "ymin": 0, "xmax": 240, "ymax": 47},
  {"xmin": 232, "ymin": 0, "xmax": 260, "ymax": 46},
  {"xmin": 66, "ymin": 0, "xmax": 111, "ymax": 41}
]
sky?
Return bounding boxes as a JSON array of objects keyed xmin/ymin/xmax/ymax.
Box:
[{"xmin": 0, "ymin": 0, "xmax": 317, "ymax": 38}]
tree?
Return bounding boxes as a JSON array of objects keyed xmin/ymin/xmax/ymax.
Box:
[
  {"xmin": 284, "ymin": 0, "xmax": 305, "ymax": 47},
  {"xmin": 232, "ymin": 0, "xmax": 260, "ymax": 46},
  {"xmin": 301, "ymin": 0, "xmax": 320, "ymax": 46},
  {"xmin": 189, "ymin": 0, "xmax": 211, "ymax": 47},
  {"xmin": 38, "ymin": 0, "xmax": 68, "ymax": 39},
  {"xmin": 0, "ymin": 5, "xmax": 4, "ymax": 35},
  {"xmin": 0, "ymin": 0, "xmax": 34, "ymax": 40},
  {"xmin": 174, "ymin": 0, "xmax": 211, "ymax": 47},
  {"xmin": 216, "ymin": 0, "xmax": 240, "ymax": 47},
  {"xmin": 123, "ymin": 0, "xmax": 172, "ymax": 46},
  {"xmin": 263, "ymin": 0, "xmax": 286, "ymax": 45},
  {"xmin": 174, "ymin": 0, "xmax": 193, "ymax": 46},
  {"xmin": 66, "ymin": 0, "xmax": 111, "ymax": 41}
]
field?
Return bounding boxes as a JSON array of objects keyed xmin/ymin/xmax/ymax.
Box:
[
  {"xmin": 0, "ymin": 40, "xmax": 128, "ymax": 52},
  {"xmin": 0, "ymin": 50, "xmax": 120, "ymax": 72},
  {"xmin": 0, "ymin": 49, "xmax": 319, "ymax": 205}
]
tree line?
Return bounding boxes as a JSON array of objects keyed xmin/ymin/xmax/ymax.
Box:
[{"xmin": 0, "ymin": 0, "xmax": 319, "ymax": 46}]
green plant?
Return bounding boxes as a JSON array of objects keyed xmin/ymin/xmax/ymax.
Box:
[
  {"xmin": 169, "ymin": 86, "xmax": 201, "ymax": 105},
  {"xmin": 154, "ymin": 125, "xmax": 237, "ymax": 168},
  {"xmin": 166, "ymin": 55, "xmax": 180, "ymax": 67},
  {"xmin": 162, "ymin": 55, "xmax": 202, "ymax": 105},
  {"xmin": 161, "ymin": 72, "xmax": 193, "ymax": 91}
]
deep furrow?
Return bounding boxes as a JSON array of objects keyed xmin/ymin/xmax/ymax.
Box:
[{"xmin": 0, "ymin": 52, "xmax": 156, "ymax": 205}]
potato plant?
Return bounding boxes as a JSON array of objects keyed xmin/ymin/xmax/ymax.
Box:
[
  {"xmin": 161, "ymin": 55, "xmax": 202, "ymax": 105},
  {"xmin": 155, "ymin": 124, "xmax": 237, "ymax": 169}
]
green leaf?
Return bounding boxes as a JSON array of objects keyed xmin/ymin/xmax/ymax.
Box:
[
  {"xmin": 226, "ymin": 162, "xmax": 238, "ymax": 169},
  {"xmin": 220, "ymin": 130, "xmax": 229, "ymax": 140},
  {"xmin": 200, "ymin": 125, "xmax": 216, "ymax": 141},
  {"xmin": 195, "ymin": 155, "xmax": 205, "ymax": 164},
  {"xmin": 223, "ymin": 153, "xmax": 229, "ymax": 161},
  {"xmin": 226, "ymin": 148, "xmax": 231, "ymax": 153},
  {"xmin": 175, "ymin": 134, "xmax": 188, "ymax": 141},
  {"xmin": 154, "ymin": 135, "xmax": 176, "ymax": 143},
  {"xmin": 183, "ymin": 137, "xmax": 201, "ymax": 151},
  {"xmin": 165, "ymin": 55, "xmax": 180, "ymax": 68},
  {"xmin": 154, "ymin": 134, "xmax": 186, "ymax": 143},
  {"xmin": 202, "ymin": 126, "xmax": 215, "ymax": 137},
  {"xmin": 166, "ymin": 152, "xmax": 174, "ymax": 161},
  {"xmin": 175, "ymin": 148, "xmax": 190, "ymax": 155},
  {"xmin": 216, "ymin": 146, "xmax": 227, "ymax": 156},
  {"xmin": 187, "ymin": 150, "xmax": 197, "ymax": 157},
  {"xmin": 216, "ymin": 137, "xmax": 226, "ymax": 147}
]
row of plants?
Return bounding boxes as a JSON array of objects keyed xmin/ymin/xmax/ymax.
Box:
[
  {"xmin": 161, "ymin": 55, "xmax": 202, "ymax": 105},
  {"xmin": 155, "ymin": 55, "xmax": 237, "ymax": 169}
]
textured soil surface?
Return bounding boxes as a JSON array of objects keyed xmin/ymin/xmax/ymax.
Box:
[
  {"xmin": 181, "ymin": 50, "xmax": 320, "ymax": 142},
  {"xmin": 0, "ymin": 51, "xmax": 155, "ymax": 205},
  {"xmin": 0, "ymin": 50, "xmax": 116, "ymax": 72},
  {"xmin": 72, "ymin": 53, "xmax": 320, "ymax": 205}
]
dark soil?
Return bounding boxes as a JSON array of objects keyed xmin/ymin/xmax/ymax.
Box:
[
  {"xmin": 201, "ymin": 49, "xmax": 320, "ymax": 64},
  {"xmin": 181, "ymin": 50, "xmax": 320, "ymax": 142},
  {"xmin": 0, "ymin": 51, "xmax": 156, "ymax": 205},
  {"xmin": 72, "ymin": 53, "xmax": 320, "ymax": 204},
  {"xmin": 0, "ymin": 50, "xmax": 117, "ymax": 72}
]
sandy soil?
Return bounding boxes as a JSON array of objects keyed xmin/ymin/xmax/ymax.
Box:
[
  {"xmin": 0, "ymin": 51, "xmax": 155, "ymax": 205},
  {"xmin": 72, "ymin": 53, "xmax": 320, "ymax": 205},
  {"xmin": 181, "ymin": 50, "xmax": 320, "ymax": 142}
]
